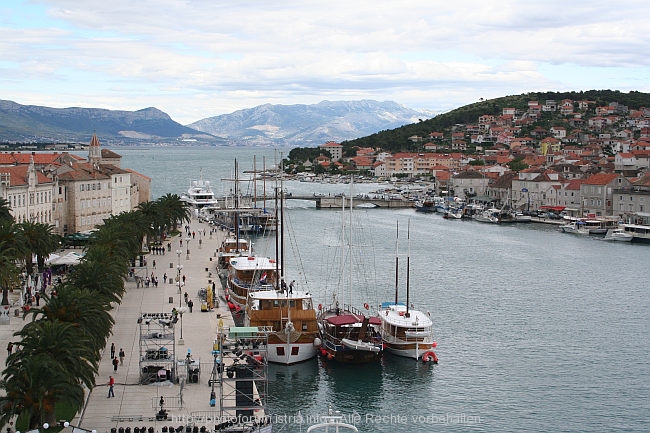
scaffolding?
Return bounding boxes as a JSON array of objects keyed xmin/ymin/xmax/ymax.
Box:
[
  {"xmin": 213, "ymin": 326, "xmax": 272, "ymax": 433},
  {"xmin": 138, "ymin": 312, "xmax": 177, "ymax": 384}
]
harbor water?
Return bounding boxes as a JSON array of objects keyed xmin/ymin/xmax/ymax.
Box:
[{"xmin": 114, "ymin": 146, "xmax": 649, "ymax": 433}]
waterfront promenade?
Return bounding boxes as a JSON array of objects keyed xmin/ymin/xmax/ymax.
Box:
[{"xmin": 0, "ymin": 217, "xmax": 239, "ymax": 433}]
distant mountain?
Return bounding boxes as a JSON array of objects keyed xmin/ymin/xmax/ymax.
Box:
[
  {"xmin": 187, "ymin": 100, "xmax": 433, "ymax": 146},
  {"xmin": 0, "ymin": 99, "xmax": 432, "ymax": 146},
  {"xmin": 0, "ymin": 100, "xmax": 215, "ymax": 144}
]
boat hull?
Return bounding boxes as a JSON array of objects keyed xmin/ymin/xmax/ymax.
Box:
[{"xmin": 267, "ymin": 341, "xmax": 318, "ymax": 364}]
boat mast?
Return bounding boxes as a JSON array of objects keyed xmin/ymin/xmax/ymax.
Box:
[
  {"xmin": 348, "ymin": 174, "xmax": 354, "ymax": 307},
  {"xmin": 234, "ymin": 159, "xmax": 240, "ymax": 248},
  {"xmin": 405, "ymin": 219, "xmax": 411, "ymax": 318},
  {"xmin": 253, "ymin": 155, "xmax": 257, "ymax": 209},
  {"xmin": 394, "ymin": 220, "xmax": 399, "ymax": 306}
]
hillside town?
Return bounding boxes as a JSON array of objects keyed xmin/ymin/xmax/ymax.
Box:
[{"xmin": 301, "ymin": 98, "xmax": 650, "ymax": 221}]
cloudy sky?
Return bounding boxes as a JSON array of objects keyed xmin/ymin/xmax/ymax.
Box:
[{"xmin": 2, "ymin": 1, "xmax": 649, "ymax": 124}]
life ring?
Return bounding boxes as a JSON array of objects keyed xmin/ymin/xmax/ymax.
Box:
[
  {"xmin": 422, "ymin": 351, "xmax": 438, "ymax": 363},
  {"xmin": 318, "ymin": 303, "xmax": 322, "ymax": 310},
  {"xmin": 363, "ymin": 302, "xmax": 369, "ymax": 310},
  {"xmin": 399, "ymin": 311, "xmax": 405, "ymax": 316}
]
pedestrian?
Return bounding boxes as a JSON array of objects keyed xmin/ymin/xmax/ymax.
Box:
[
  {"xmin": 180, "ymin": 238, "xmax": 183, "ymax": 247},
  {"xmin": 108, "ymin": 376, "xmax": 115, "ymax": 398},
  {"xmin": 182, "ymin": 275, "xmax": 186, "ymax": 284},
  {"xmin": 110, "ymin": 342, "xmax": 115, "ymax": 359},
  {"xmin": 163, "ymin": 273, "xmax": 167, "ymax": 284},
  {"xmin": 289, "ymin": 280, "xmax": 295, "ymax": 294},
  {"xmin": 35, "ymin": 292, "xmax": 40, "ymax": 306},
  {"xmin": 153, "ymin": 260, "xmax": 156, "ymax": 269},
  {"xmin": 184, "ymin": 292, "xmax": 189, "ymax": 304},
  {"xmin": 6, "ymin": 342, "xmax": 13, "ymax": 357},
  {"xmin": 119, "ymin": 348, "xmax": 125, "ymax": 366},
  {"xmin": 112, "ymin": 356, "xmax": 119, "ymax": 372},
  {"xmin": 187, "ymin": 299, "xmax": 193, "ymax": 313}
]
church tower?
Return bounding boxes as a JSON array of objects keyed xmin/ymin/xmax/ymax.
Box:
[{"xmin": 88, "ymin": 132, "xmax": 102, "ymax": 169}]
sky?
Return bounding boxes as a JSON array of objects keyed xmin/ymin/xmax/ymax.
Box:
[{"xmin": 1, "ymin": 1, "xmax": 649, "ymax": 125}]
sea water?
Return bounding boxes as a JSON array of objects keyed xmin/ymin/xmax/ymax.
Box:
[{"xmin": 115, "ymin": 146, "xmax": 650, "ymax": 433}]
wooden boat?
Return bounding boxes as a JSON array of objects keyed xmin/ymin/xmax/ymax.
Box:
[
  {"xmin": 244, "ymin": 184, "xmax": 320, "ymax": 364},
  {"xmin": 246, "ymin": 288, "xmax": 319, "ymax": 364},
  {"xmin": 217, "ymin": 237, "xmax": 250, "ymax": 270},
  {"xmin": 317, "ymin": 176, "xmax": 383, "ymax": 364},
  {"xmin": 378, "ymin": 221, "xmax": 436, "ymax": 361},
  {"xmin": 226, "ymin": 255, "xmax": 279, "ymax": 311}
]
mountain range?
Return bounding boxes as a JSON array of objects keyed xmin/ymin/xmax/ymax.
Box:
[{"xmin": 0, "ymin": 99, "xmax": 432, "ymax": 146}]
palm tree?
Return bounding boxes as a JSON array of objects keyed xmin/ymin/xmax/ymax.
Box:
[
  {"xmin": 67, "ymin": 248, "xmax": 127, "ymax": 304},
  {"xmin": 0, "ymin": 220, "xmax": 24, "ymax": 306},
  {"xmin": 17, "ymin": 221, "xmax": 61, "ymax": 276},
  {"xmin": 25, "ymin": 284, "xmax": 114, "ymax": 358},
  {"xmin": 0, "ymin": 352, "xmax": 85, "ymax": 429},
  {"xmin": 0, "ymin": 198, "xmax": 12, "ymax": 222}
]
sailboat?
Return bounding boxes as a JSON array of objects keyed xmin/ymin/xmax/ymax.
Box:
[
  {"xmin": 378, "ymin": 220, "xmax": 437, "ymax": 361},
  {"xmin": 317, "ymin": 176, "xmax": 383, "ymax": 364},
  {"xmin": 244, "ymin": 165, "xmax": 320, "ymax": 364}
]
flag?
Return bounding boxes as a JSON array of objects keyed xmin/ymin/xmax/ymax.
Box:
[{"xmin": 259, "ymin": 272, "xmax": 267, "ymax": 282}]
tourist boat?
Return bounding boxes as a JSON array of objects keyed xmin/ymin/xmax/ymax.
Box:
[
  {"xmin": 582, "ymin": 218, "xmax": 619, "ymax": 235},
  {"xmin": 225, "ymin": 255, "xmax": 279, "ymax": 311},
  {"xmin": 246, "ymin": 288, "xmax": 320, "ymax": 364},
  {"xmin": 317, "ymin": 299, "xmax": 383, "ymax": 363},
  {"xmin": 317, "ymin": 177, "xmax": 383, "ymax": 364},
  {"xmin": 603, "ymin": 227, "xmax": 633, "ymax": 242},
  {"xmin": 378, "ymin": 221, "xmax": 436, "ymax": 361},
  {"xmin": 217, "ymin": 237, "xmax": 250, "ymax": 270},
  {"xmin": 620, "ymin": 222, "xmax": 650, "ymax": 243},
  {"xmin": 180, "ymin": 173, "xmax": 219, "ymax": 209},
  {"xmin": 244, "ymin": 186, "xmax": 320, "ymax": 364}
]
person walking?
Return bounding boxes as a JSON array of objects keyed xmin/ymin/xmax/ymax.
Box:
[
  {"xmin": 6, "ymin": 342, "xmax": 13, "ymax": 357},
  {"xmin": 119, "ymin": 348, "xmax": 125, "ymax": 366},
  {"xmin": 112, "ymin": 356, "xmax": 119, "ymax": 372},
  {"xmin": 187, "ymin": 299, "xmax": 194, "ymax": 313},
  {"xmin": 108, "ymin": 376, "xmax": 115, "ymax": 398},
  {"xmin": 110, "ymin": 342, "xmax": 115, "ymax": 359}
]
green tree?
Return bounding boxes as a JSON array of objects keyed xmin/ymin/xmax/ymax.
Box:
[
  {"xmin": 17, "ymin": 221, "xmax": 60, "ymax": 276},
  {"xmin": 0, "ymin": 198, "xmax": 12, "ymax": 222},
  {"xmin": 508, "ymin": 158, "xmax": 529, "ymax": 172},
  {"xmin": 0, "ymin": 220, "xmax": 24, "ymax": 305}
]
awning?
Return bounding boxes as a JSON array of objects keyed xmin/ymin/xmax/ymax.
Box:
[{"xmin": 539, "ymin": 206, "xmax": 566, "ymax": 212}]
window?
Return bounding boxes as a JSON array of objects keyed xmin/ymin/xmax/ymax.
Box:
[
  {"xmin": 276, "ymin": 347, "xmax": 285, "ymax": 356},
  {"xmin": 291, "ymin": 347, "xmax": 299, "ymax": 356},
  {"xmin": 81, "ymin": 184, "xmax": 84, "ymax": 191}
]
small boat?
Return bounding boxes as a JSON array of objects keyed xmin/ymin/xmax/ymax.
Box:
[
  {"xmin": 603, "ymin": 227, "xmax": 633, "ymax": 242},
  {"xmin": 306, "ymin": 406, "xmax": 359, "ymax": 433},
  {"xmin": 560, "ymin": 221, "xmax": 590, "ymax": 235},
  {"xmin": 514, "ymin": 212, "xmax": 532, "ymax": 222},
  {"xmin": 414, "ymin": 200, "xmax": 436, "ymax": 213},
  {"xmin": 473, "ymin": 207, "xmax": 500, "ymax": 223}
]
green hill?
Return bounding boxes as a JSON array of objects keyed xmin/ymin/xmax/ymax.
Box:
[{"xmin": 341, "ymin": 90, "xmax": 650, "ymax": 153}]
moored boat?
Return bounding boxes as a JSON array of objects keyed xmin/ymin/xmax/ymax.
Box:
[
  {"xmin": 379, "ymin": 302, "xmax": 435, "ymax": 360},
  {"xmin": 246, "ymin": 288, "xmax": 319, "ymax": 364},
  {"xmin": 180, "ymin": 174, "xmax": 218, "ymax": 209},
  {"xmin": 603, "ymin": 227, "xmax": 633, "ymax": 242},
  {"xmin": 226, "ymin": 255, "xmax": 279, "ymax": 311},
  {"xmin": 317, "ymin": 300, "xmax": 383, "ymax": 363},
  {"xmin": 378, "ymin": 220, "xmax": 436, "ymax": 361}
]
